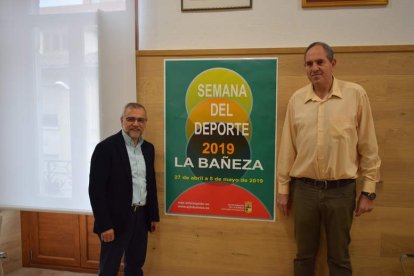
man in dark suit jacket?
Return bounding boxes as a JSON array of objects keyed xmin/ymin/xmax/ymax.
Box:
[{"xmin": 89, "ymin": 102, "xmax": 160, "ymax": 276}]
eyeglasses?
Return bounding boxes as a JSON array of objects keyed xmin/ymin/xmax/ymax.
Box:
[{"xmin": 125, "ymin": 117, "xmax": 147, "ymax": 123}]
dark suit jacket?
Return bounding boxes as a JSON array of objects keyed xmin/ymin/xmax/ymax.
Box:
[{"xmin": 89, "ymin": 130, "xmax": 160, "ymax": 235}]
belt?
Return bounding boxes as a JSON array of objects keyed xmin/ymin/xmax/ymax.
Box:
[
  {"xmin": 298, "ymin": 177, "xmax": 354, "ymax": 189},
  {"xmin": 131, "ymin": 204, "xmax": 145, "ymax": 212}
]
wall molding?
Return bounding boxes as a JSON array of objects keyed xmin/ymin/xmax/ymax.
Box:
[{"xmin": 137, "ymin": 45, "xmax": 414, "ymax": 57}]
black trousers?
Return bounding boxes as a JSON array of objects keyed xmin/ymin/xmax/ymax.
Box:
[{"xmin": 98, "ymin": 207, "xmax": 148, "ymax": 276}]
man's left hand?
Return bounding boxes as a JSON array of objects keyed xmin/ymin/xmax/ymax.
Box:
[
  {"xmin": 150, "ymin": 222, "xmax": 159, "ymax": 233},
  {"xmin": 355, "ymin": 194, "xmax": 374, "ymax": 217}
]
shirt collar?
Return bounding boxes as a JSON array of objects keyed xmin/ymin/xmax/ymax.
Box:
[
  {"xmin": 304, "ymin": 77, "xmax": 343, "ymax": 103},
  {"xmin": 122, "ymin": 130, "xmax": 143, "ymax": 147}
]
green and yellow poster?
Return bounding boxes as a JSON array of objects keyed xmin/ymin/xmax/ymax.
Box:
[{"xmin": 165, "ymin": 58, "xmax": 277, "ymax": 220}]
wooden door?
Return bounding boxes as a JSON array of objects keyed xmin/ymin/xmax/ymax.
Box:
[
  {"xmin": 22, "ymin": 212, "xmax": 81, "ymax": 268},
  {"xmin": 21, "ymin": 212, "xmax": 122, "ymax": 274},
  {"xmin": 80, "ymin": 215, "xmax": 100, "ymax": 269}
]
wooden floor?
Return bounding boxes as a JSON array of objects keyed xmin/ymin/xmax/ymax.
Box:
[{"xmin": 6, "ymin": 268, "xmax": 95, "ymax": 276}]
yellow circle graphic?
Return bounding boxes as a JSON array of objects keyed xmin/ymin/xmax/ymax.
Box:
[{"xmin": 186, "ymin": 68, "xmax": 252, "ymax": 115}]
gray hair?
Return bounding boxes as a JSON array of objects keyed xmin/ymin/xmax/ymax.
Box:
[
  {"xmin": 305, "ymin": 42, "xmax": 335, "ymax": 62},
  {"xmin": 121, "ymin": 102, "xmax": 147, "ymax": 118}
]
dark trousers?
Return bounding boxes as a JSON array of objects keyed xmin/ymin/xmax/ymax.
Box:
[
  {"xmin": 98, "ymin": 207, "xmax": 149, "ymax": 276},
  {"xmin": 292, "ymin": 179, "xmax": 356, "ymax": 276}
]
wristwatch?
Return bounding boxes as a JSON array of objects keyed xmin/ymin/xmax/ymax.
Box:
[{"xmin": 361, "ymin": 191, "xmax": 376, "ymax": 200}]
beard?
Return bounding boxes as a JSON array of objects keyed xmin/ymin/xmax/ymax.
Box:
[{"xmin": 126, "ymin": 127, "xmax": 142, "ymax": 140}]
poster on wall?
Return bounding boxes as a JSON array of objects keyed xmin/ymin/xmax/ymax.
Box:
[
  {"xmin": 302, "ymin": 0, "xmax": 388, "ymax": 8},
  {"xmin": 165, "ymin": 58, "xmax": 277, "ymax": 221}
]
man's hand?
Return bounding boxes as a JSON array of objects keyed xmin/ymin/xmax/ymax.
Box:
[
  {"xmin": 150, "ymin": 222, "xmax": 159, "ymax": 233},
  {"xmin": 355, "ymin": 194, "xmax": 374, "ymax": 217},
  {"xmin": 277, "ymin": 193, "xmax": 290, "ymax": 216},
  {"xmin": 100, "ymin": 228, "xmax": 115, "ymax": 242}
]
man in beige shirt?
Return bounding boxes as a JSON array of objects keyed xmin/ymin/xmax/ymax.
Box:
[{"xmin": 277, "ymin": 42, "xmax": 381, "ymax": 276}]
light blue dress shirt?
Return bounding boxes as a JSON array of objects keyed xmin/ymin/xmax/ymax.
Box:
[{"xmin": 122, "ymin": 130, "xmax": 147, "ymax": 206}]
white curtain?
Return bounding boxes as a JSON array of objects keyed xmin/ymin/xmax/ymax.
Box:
[{"xmin": 0, "ymin": 0, "xmax": 136, "ymax": 213}]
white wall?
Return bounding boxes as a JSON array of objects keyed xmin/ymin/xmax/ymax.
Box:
[{"xmin": 138, "ymin": 0, "xmax": 414, "ymax": 50}]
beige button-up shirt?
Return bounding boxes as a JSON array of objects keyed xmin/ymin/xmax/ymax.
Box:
[{"xmin": 277, "ymin": 78, "xmax": 381, "ymax": 194}]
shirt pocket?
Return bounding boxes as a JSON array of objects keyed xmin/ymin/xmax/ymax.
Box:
[{"xmin": 329, "ymin": 116, "xmax": 355, "ymax": 139}]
